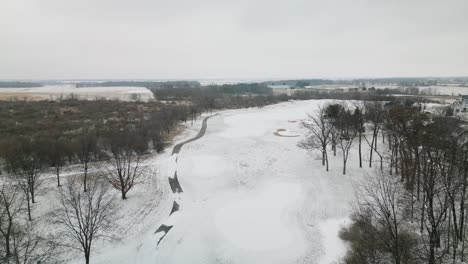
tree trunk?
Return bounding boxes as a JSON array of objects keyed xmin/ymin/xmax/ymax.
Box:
[
  {"xmin": 374, "ymin": 132, "xmax": 378, "ymax": 151},
  {"xmin": 83, "ymin": 163, "xmax": 88, "ymax": 193},
  {"xmin": 369, "ymin": 135, "xmax": 374, "ymax": 168},
  {"xmin": 26, "ymin": 195, "xmax": 32, "ymax": 221},
  {"xmin": 4, "ymin": 232, "xmax": 10, "ymax": 258},
  {"xmin": 343, "ymin": 158, "xmax": 347, "ymax": 175},
  {"xmin": 56, "ymin": 166, "xmax": 61, "ymax": 187},
  {"xmin": 331, "ymin": 134, "xmax": 334, "ymax": 156},
  {"xmin": 30, "ymin": 180, "xmax": 35, "ymax": 204},
  {"xmin": 322, "ymin": 149, "xmax": 326, "ymax": 166},
  {"xmin": 420, "ymin": 194, "xmax": 425, "ymax": 232},
  {"xmin": 358, "ymin": 132, "xmax": 362, "ymax": 168},
  {"xmin": 461, "ymin": 207, "xmax": 468, "ymax": 261},
  {"xmin": 460, "ymin": 162, "xmax": 468, "ymax": 240},
  {"xmin": 395, "ymin": 146, "xmax": 399, "ymax": 174},
  {"xmin": 429, "ymin": 229, "xmax": 438, "ymax": 264},
  {"xmin": 325, "ymin": 152, "xmax": 329, "ymax": 172}
]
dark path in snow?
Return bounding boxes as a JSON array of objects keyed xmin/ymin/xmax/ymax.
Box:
[
  {"xmin": 172, "ymin": 114, "xmax": 215, "ymax": 155},
  {"xmin": 156, "ymin": 114, "xmax": 217, "ymax": 246},
  {"xmin": 168, "ymin": 114, "xmax": 217, "ymax": 193}
]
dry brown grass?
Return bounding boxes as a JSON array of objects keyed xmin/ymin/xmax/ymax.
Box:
[
  {"xmin": 0, "ymin": 92, "xmax": 47, "ymax": 101},
  {"xmin": 164, "ymin": 125, "xmax": 186, "ymax": 143}
]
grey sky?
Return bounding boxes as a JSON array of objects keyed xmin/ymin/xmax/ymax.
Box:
[{"xmin": 1, "ymin": 0, "xmax": 467, "ymax": 80}]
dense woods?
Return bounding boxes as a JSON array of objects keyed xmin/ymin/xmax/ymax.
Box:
[
  {"xmin": 0, "ymin": 82, "xmax": 43, "ymax": 88},
  {"xmin": 301, "ymin": 99, "xmax": 468, "ymax": 264},
  {"xmin": 0, "ymin": 99, "xmax": 205, "ymax": 263},
  {"xmin": 75, "ymin": 81, "xmax": 200, "ymax": 89}
]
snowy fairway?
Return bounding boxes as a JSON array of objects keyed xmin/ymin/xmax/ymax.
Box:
[
  {"xmin": 154, "ymin": 100, "xmax": 370, "ymax": 264},
  {"xmin": 82, "ymin": 99, "xmax": 375, "ymax": 264}
]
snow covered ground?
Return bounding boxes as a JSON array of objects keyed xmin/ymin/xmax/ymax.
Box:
[
  {"xmin": 0, "ymin": 85, "xmax": 155, "ymax": 101},
  {"xmin": 21, "ymin": 99, "xmax": 386, "ymax": 263},
  {"xmin": 26, "ymin": 117, "xmax": 204, "ymax": 263},
  {"xmin": 67, "ymin": 99, "xmax": 382, "ymax": 264}
]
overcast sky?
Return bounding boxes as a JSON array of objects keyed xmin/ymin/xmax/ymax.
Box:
[{"xmin": 1, "ymin": 0, "xmax": 467, "ymax": 80}]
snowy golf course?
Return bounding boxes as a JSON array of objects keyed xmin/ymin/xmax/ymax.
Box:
[{"xmin": 70, "ymin": 99, "xmax": 378, "ymax": 264}]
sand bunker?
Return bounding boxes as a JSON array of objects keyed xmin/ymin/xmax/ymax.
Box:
[{"xmin": 274, "ymin": 129, "xmax": 300, "ymax": 137}]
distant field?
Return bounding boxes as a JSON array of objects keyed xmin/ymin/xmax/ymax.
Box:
[
  {"xmin": 0, "ymin": 85, "xmax": 155, "ymax": 101},
  {"xmin": 306, "ymin": 84, "xmax": 468, "ymax": 96}
]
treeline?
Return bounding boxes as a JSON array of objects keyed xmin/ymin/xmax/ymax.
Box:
[
  {"xmin": 366, "ymin": 87, "xmax": 440, "ymax": 96},
  {"xmin": 152, "ymin": 83, "xmax": 273, "ymax": 100},
  {"xmin": 75, "ymin": 81, "xmax": 200, "ymax": 89},
  {"xmin": 301, "ymin": 100, "xmax": 468, "ymax": 264},
  {"xmin": 263, "ymin": 77, "xmax": 443, "ymax": 87},
  {"xmin": 152, "ymin": 83, "xmax": 281, "ymax": 110},
  {"xmin": 354, "ymin": 78, "xmax": 438, "ymax": 87},
  {"xmin": 0, "ymin": 81, "xmax": 43, "ymax": 88},
  {"xmin": 291, "ymin": 89, "xmax": 391, "ymax": 101},
  {"xmin": 152, "ymin": 84, "xmax": 437, "ymax": 113},
  {"xmin": 264, "ymin": 79, "xmax": 338, "ymax": 86}
]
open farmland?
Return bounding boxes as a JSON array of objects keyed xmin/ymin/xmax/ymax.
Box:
[{"xmin": 0, "ymin": 85, "xmax": 155, "ymax": 101}]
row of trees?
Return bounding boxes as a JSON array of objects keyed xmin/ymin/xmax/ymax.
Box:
[
  {"xmin": 300, "ymin": 101, "xmax": 384, "ymax": 175},
  {"xmin": 301, "ymin": 100, "xmax": 468, "ymax": 263}
]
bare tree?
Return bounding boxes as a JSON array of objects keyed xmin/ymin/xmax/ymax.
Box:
[
  {"xmin": 75, "ymin": 126, "xmax": 97, "ymax": 193},
  {"xmin": 356, "ymin": 170, "xmax": 415, "ymax": 264},
  {"xmin": 353, "ymin": 104, "xmax": 365, "ymax": 168},
  {"xmin": 363, "ymin": 135, "xmax": 384, "ymax": 171},
  {"xmin": 325, "ymin": 104, "xmax": 344, "ymax": 157},
  {"xmin": 104, "ymin": 130, "xmax": 144, "ymax": 200},
  {"xmin": 47, "ymin": 136, "xmax": 68, "ymax": 187},
  {"xmin": 364, "ymin": 101, "xmax": 384, "ymax": 168},
  {"xmin": 4, "ymin": 139, "xmax": 43, "ymax": 221},
  {"xmin": 54, "ymin": 176, "xmax": 114, "ymax": 264},
  {"xmin": 418, "ymin": 136, "xmax": 451, "ymax": 264},
  {"xmin": 299, "ymin": 106, "xmax": 333, "ymax": 171},
  {"xmin": 337, "ymin": 109, "xmax": 357, "ymax": 175},
  {"xmin": 9, "ymin": 224, "xmax": 56, "ymax": 264},
  {"xmin": 0, "ymin": 181, "xmax": 55, "ymax": 264},
  {"xmin": 0, "ymin": 183, "xmax": 23, "ymax": 259}
]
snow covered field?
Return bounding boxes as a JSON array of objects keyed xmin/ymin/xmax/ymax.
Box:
[
  {"xmin": 21, "ymin": 99, "xmax": 385, "ymax": 263},
  {"xmin": 66, "ymin": 99, "xmax": 381, "ymax": 264},
  {"xmin": 0, "ymin": 85, "xmax": 154, "ymax": 101}
]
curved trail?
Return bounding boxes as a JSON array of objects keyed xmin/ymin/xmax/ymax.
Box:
[
  {"xmin": 152, "ymin": 100, "xmax": 358, "ymax": 264},
  {"xmin": 155, "ymin": 114, "xmax": 217, "ymax": 246},
  {"xmin": 172, "ymin": 114, "xmax": 214, "ymax": 155}
]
